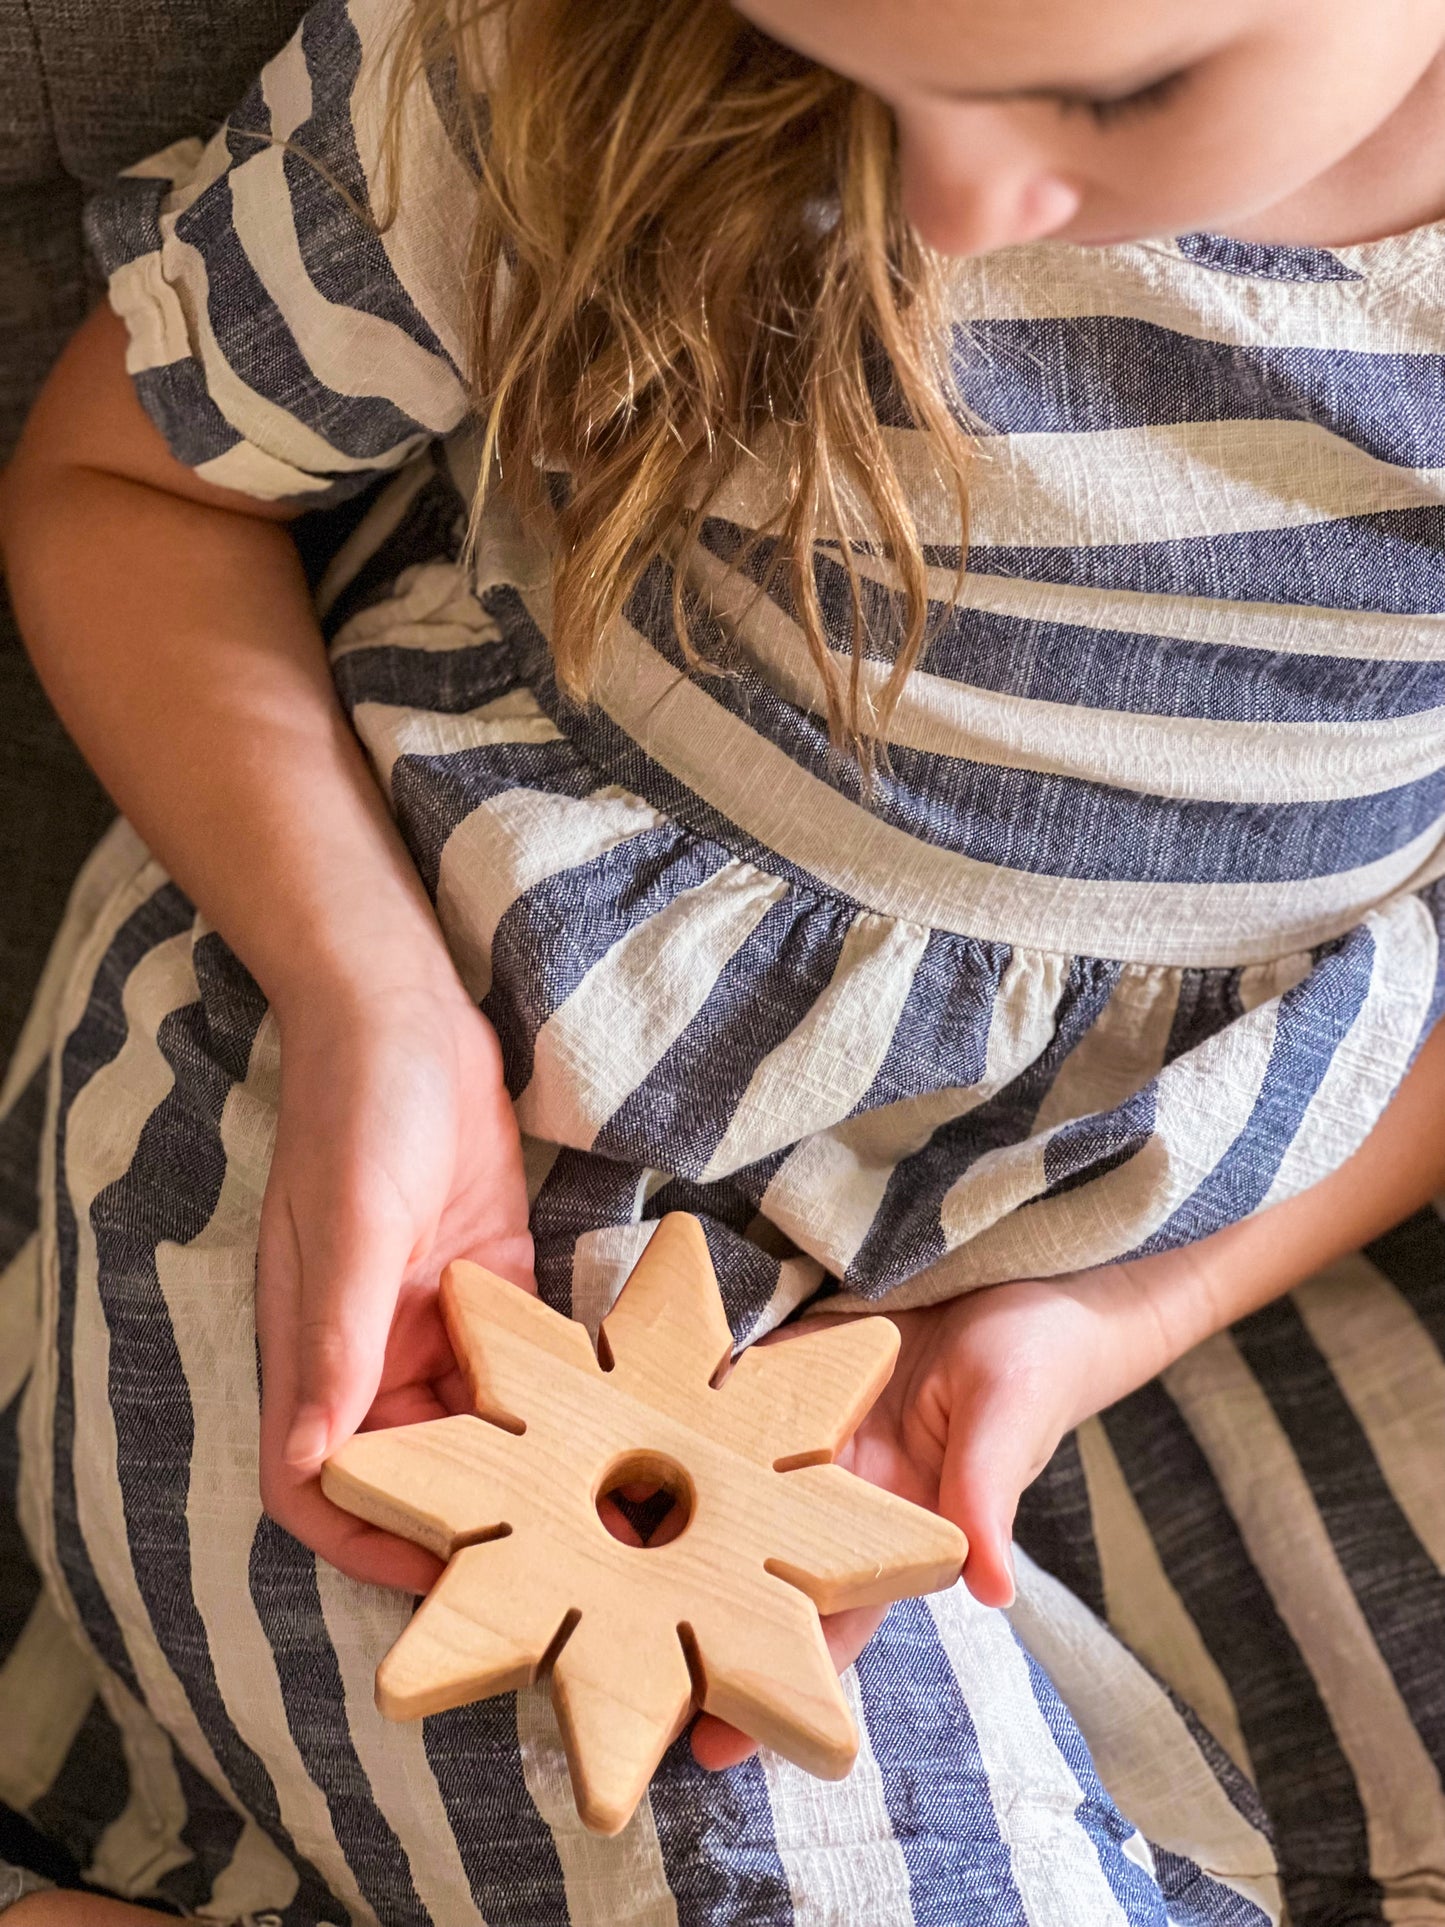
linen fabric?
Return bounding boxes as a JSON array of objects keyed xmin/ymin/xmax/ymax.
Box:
[{"xmin": 2, "ymin": 0, "xmax": 1445, "ymax": 1917}]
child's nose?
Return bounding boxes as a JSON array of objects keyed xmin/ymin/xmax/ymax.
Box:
[{"xmin": 897, "ymin": 119, "xmax": 1082, "ymax": 256}]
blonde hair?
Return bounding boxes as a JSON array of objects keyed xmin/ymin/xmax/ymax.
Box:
[{"xmin": 383, "ymin": 0, "xmax": 970, "ymax": 760}]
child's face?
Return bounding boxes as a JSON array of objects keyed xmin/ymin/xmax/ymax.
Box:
[{"xmin": 732, "ymin": 0, "xmax": 1445, "ymax": 252}]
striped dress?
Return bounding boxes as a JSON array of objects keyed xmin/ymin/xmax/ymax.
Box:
[{"xmin": 2, "ymin": 0, "xmax": 1444, "ymax": 1919}]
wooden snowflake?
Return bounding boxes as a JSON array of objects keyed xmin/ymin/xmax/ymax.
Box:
[{"xmin": 322, "ymin": 1213, "xmax": 966, "ymax": 1834}]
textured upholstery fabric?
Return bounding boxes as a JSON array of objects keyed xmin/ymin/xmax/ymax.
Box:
[{"xmin": 0, "ymin": 0, "xmax": 311, "ymax": 1067}]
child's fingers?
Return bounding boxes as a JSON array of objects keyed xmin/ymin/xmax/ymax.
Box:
[
  {"xmin": 261, "ymin": 1188, "xmax": 417, "ymax": 1476},
  {"xmin": 936, "ymin": 1383, "xmax": 1037, "ymax": 1610},
  {"xmin": 690, "ymin": 1602, "xmax": 889, "ymax": 1771}
]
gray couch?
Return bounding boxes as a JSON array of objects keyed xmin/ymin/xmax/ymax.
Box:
[{"xmin": 0, "ymin": 0, "xmax": 313, "ymax": 1069}]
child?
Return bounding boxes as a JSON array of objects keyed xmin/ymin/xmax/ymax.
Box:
[{"xmin": 2, "ymin": 0, "xmax": 1444, "ymax": 1917}]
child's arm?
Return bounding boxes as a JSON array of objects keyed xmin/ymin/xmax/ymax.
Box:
[
  {"xmin": 0, "ymin": 305, "xmax": 534, "ymax": 1588},
  {"xmin": 695, "ymin": 1010, "xmax": 1445, "ymax": 1769}
]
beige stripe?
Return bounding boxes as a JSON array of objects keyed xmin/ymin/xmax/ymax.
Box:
[
  {"xmin": 437, "ymin": 784, "xmax": 667, "ymax": 1002},
  {"xmin": 573, "ymin": 600, "xmax": 1445, "ymax": 967},
  {"xmin": 0, "ymin": 1590, "xmax": 97, "ymax": 1809},
  {"xmin": 764, "ymin": 946, "xmax": 1069, "ymax": 1280},
  {"xmin": 192, "ymin": 438, "xmax": 342, "ymax": 502},
  {"xmin": 348, "ymin": 0, "xmax": 482, "ymax": 372},
  {"xmin": 0, "ymin": 821, "xmax": 152, "ymax": 1118},
  {"xmin": 691, "ymin": 546, "xmax": 1445, "ymax": 805},
  {"xmin": 964, "ymin": 420, "xmax": 1445, "ymax": 548},
  {"xmin": 316, "ymin": 461, "xmax": 440, "ymax": 621},
  {"xmin": 702, "ymin": 914, "xmax": 931, "ymax": 1181},
  {"xmin": 1074, "ymin": 1418, "xmax": 1253, "ymax": 1779},
  {"xmin": 329, "ymin": 555, "xmax": 503, "ymax": 662},
  {"xmin": 0, "ymin": 1237, "xmax": 40, "ymax": 1414},
  {"xmin": 569, "ymin": 1221, "xmax": 658, "ymax": 1340},
  {"xmin": 1165, "ymin": 1331, "xmax": 1445, "ymax": 1890},
  {"xmin": 919, "ymin": 993, "xmax": 1280, "ymax": 1291},
  {"xmin": 718, "ymin": 531, "xmax": 1445, "ymax": 670},
  {"xmin": 515, "ymin": 1683, "xmax": 679, "ymax": 1927},
  {"xmin": 515, "ymin": 861, "xmax": 788, "ymax": 1147},
  {"xmin": 85, "ymin": 1743, "xmax": 194, "ymax": 1902},
  {"xmin": 760, "ymin": 1666, "xmax": 914, "ymax": 1927},
  {"xmin": 228, "ymin": 144, "xmax": 464, "ymax": 435},
  {"xmin": 707, "ymin": 420, "xmax": 1445, "ymax": 550},
  {"xmin": 1008, "ymin": 1552, "xmax": 1282, "ymax": 1923},
  {"xmin": 926, "ymin": 1583, "xmax": 1135, "ymax": 1927},
  {"xmin": 947, "ymin": 233, "xmax": 1445, "ymax": 358},
  {"xmin": 1293, "ymin": 1255, "xmax": 1445, "ymax": 1574},
  {"xmin": 1031, "ymin": 967, "xmax": 1180, "ymax": 1136},
  {"xmin": 15, "ymin": 851, "xmax": 229, "ymax": 1899},
  {"xmin": 159, "ymin": 1012, "xmax": 380, "ymax": 1926},
  {"xmin": 316, "ymin": 1559, "xmax": 485, "ymax": 1925},
  {"xmin": 941, "ymin": 562, "xmax": 1445, "ymax": 664},
  {"xmin": 205, "ymin": 1820, "xmax": 306, "ymax": 1927},
  {"xmin": 352, "ymin": 691, "xmax": 561, "ymax": 795},
  {"xmin": 162, "ymin": 235, "xmax": 415, "ymax": 483},
  {"xmin": 1260, "ymin": 893, "xmax": 1440, "ymax": 1208}
]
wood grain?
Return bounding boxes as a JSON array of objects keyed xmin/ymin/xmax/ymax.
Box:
[{"xmin": 323, "ymin": 1212, "xmax": 966, "ymax": 1834}]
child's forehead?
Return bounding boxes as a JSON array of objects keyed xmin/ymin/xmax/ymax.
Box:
[{"xmin": 739, "ymin": 0, "xmax": 1260, "ymax": 92}]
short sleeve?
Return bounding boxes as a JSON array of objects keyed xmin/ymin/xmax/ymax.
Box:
[{"xmin": 84, "ymin": 0, "xmax": 478, "ymax": 504}]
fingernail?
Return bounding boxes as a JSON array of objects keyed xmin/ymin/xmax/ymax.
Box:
[
  {"xmin": 1002, "ymin": 1543, "xmax": 1017, "ymax": 1609},
  {"xmin": 285, "ymin": 1408, "xmax": 332, "ymax": 1471}
]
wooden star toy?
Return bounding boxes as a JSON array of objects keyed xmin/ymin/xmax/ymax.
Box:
[{"xmin": 322, "ymin": 1212, "xmax": 966, "ymax": 1834}]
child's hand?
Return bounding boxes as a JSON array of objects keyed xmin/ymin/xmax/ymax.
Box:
[
  {"xmin": 256, "ymin": 977, "xmax": 535, "ymax": 1592},
  {"xmin": 691, "ymin": 1275, "xmax": 1125, "ymax": 1771}
]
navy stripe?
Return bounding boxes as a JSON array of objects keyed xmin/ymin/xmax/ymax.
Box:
[
  {"xmin": 1362, "ymin": 1204, "xmax": 1445, "ymax": 1358},
  {"xmin": 1041, "ymin": 1085, "xmax": 1156, "ymax": 1198},
  {"xmin": 693, "ymin": 1216, "xmax": 788, "ymax": 1346},
  {"xmin": 83, "ymin": 173, "xmax": 170, "ymax": 276},
  {"xmin": 132, "ymin": 362, "xmax": 245, "ymax": 470},
  {"xmin": 620, "ymin": 556, "xmax": 1445, "ymax": 888},
  {"xmin": 853, "ymin": 928, "xmax": 1009, "ymax": 1116},
  {"xmin": 1016, "ymin": 1635, "xmax": 1170, "ymax": 1924},
  {"xmin": 1013, "ymin": 1431, "xmax": 1107, "ymax": 1622},
  {"xmin": 322, "ymin": 463, "xmax": 469, "ymax": 645},
  {"xmin": 154, "ymin": 1749, "xmax": 248, "ymax": 1917},
  {"xmin": 853, "ymin": 1596, "xmax": 1028, "ymax": 1925},
  {"xmin": 529, "ymin": 1148, "xmax": 652, "ymax": 1316},
  {"xmin": 389, "ymin": 736, "xmax": 595, "ymax": 897},
  {"xmin": 0, "ymin": 1396, "xmax": 42, "ymax": 1672},
  {"xmin": 1175, "ymin": 232, "xmax": 1363, "ymax": 282},
  {"xmin": 51, "ymin": 885, "xmax": 195, "ymax": 1706},
  {"xmin": 1102, "ymin": 1381, "xmax": 1381, "ymax": 1926},
  {"xmin": 334, "ymin": 640, "xmax": 521, "ymax": 720},
  {"xmin": 27, "ymin": 1695, "xmax": 131, "ymax": 1877},
  {"xmin": 707, "ymin": 523, "xmax": 1445, "ymax": 723},
  {"xmin": 954, "ymin": 317, "xmax": 1445, "ymax": 469},
  {"xmin": 1232, "ymin": 1297, "xmax": 1445, "ymax": 1778},
  {"xmin": 0, "ymin": 1061, "xmax": 46, "ymax": 1269},
  {"xmin": 484, "ymin": 822, "xmax": 729, "ymax": 1099},
  {"xmin": 174, "ymin": 175, "xmax": 430, "ymax": 465},
  {"xmin": 956, "ymin": 508, "xmax": 1445, "ymax": 617},
  {"xmin": 1165, "ymin": 968, "xmax": 1247, "ymax": 1064},
  {"xmin": 595, "ymin": 893, "xmax": 856, "ymax": 1179},
  {"xmin": 1150, "ymin": 1847, "xmax": 1274, "ymax": 1927},
  {"xmin": 78, "ymin": 930, "xmax": 339, "ymax": 1921},
  {"xmin": 648, "ymin": 1739, "xmax": 795, "ymax": 1927},
  {"xmin": 421, "ymin": 1696, "xmax": 570, "ymax": 1925},
  {"xmin": 249, "ymin": 1512, "xmax": 429, "ymax": 1926},
  {"xmin": 285, "ymin": 0, "xmax": 460, "ymax": 374},
  {"xmin": 850, "ymin": 957, "xmax": 1120, "ymax": 1292},
  {"xmin": 486, "ymin": 585, "xmax": 895, "ymax": 911},
  {"xmin": 1135, "ymin": 928, "xmax": 1377, "ymax": 1255}
]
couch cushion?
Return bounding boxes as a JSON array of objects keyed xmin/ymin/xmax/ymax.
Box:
[
  {"xmin": 0, "ymin": 7, "xmax": 61, "ymax": 187},
  {"xmin": 23, "ymin": 0, "xmax": 313, "ymax": 187}
]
